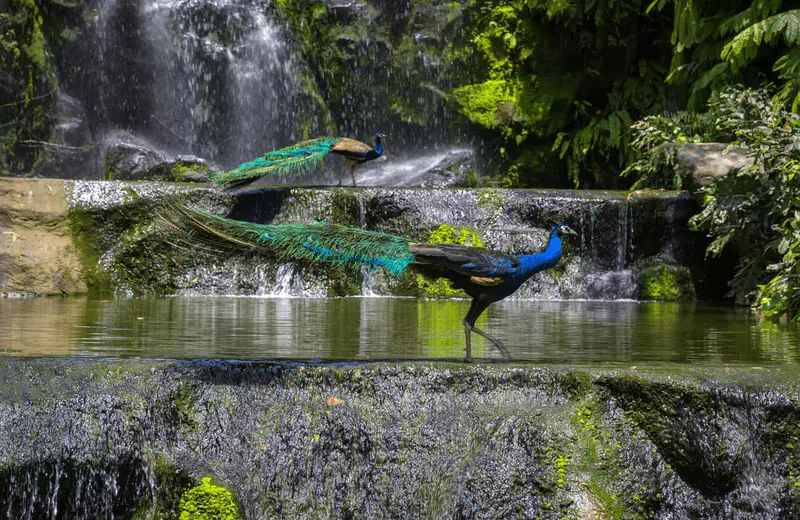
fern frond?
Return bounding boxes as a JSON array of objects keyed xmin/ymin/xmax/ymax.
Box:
[
  {"xmin": 719, "ymin": 0, "xmax": 783, "ymax": 36},
  {"xmin": 722, "ymin": 10, "xmax": 800, "ymax": 71},
  {"xmin": 211, "ymin": 137, "xmax": 343, "ymax": 186},
  {"xmin": 168, "ymin": 205, "xmax": 415, "ymax": 276},
  {"xmin": 774, "ymin": 47, "xmax": 800, "ymax": 78}
]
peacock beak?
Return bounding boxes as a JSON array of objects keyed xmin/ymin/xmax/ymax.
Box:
[{"xmin": 562, "ymin": 225, "xmax": 578, "ymax": 236}]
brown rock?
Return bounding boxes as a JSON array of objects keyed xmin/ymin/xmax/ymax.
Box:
[{"xmin": 0, "ymin": 178, "xmax": 87, "ymax": 296}]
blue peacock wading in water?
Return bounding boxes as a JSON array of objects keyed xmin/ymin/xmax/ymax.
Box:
[
  {"xmin": 212, "ymin": 133, "xmax": 385, "ymax": 188},
  {"xmin": 171, "ymin": 206, "xmax": 577, "ymax": 361}
]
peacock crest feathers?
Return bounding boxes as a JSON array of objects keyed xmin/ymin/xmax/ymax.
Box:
[
  {"xmin": 212, "ymin": 137, "xmax": 344, "ymax": 186},
  {"xmin": 168, "ymin": 205, "xmax": 415, "ymax": 276}
]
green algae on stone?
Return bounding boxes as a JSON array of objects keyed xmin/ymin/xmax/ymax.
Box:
[
  {"xmin": 67, "ymin": 207, "xmax": 114, "ymax": 295},
  {"xmin": 638, "ymin": 264, "xmax": 695, "ymax": 301},
  {"xmin": 179, "ymin": 477, "xmax": 240, "ymax": 520}
]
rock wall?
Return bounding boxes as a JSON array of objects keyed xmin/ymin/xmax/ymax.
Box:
[{"xmin": 0, "ymin": 359, "xmax": 797, "ymax": 518}]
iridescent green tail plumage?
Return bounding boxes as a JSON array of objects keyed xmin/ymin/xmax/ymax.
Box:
[
  {"xmin": 212, "ymin": 137, "xmax": 343, "ymax": 186},
  {"xmin": 169, "ymin": 205, "xmax": 415, "ymax": 276}
]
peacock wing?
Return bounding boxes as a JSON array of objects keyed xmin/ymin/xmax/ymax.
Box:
[
  {"xmin": 409, "ymin": 243, "xmax": 520, "ymax": 278},
  {"xmin": 330, "ymin": 138, "xmax": 373, "ymax": 160}
]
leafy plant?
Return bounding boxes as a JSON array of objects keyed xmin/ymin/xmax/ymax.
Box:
[
  {"xmin": 620, "ymin": 111, "xmax": 715, "ymax": 189},
  {"xmin": 688, "ymin": 85, "xmax": 800, "ymax": 321}
]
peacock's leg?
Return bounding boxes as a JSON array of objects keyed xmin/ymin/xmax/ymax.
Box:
[
  {"xmin": 462, "ymin": 297, "xmax": 493, "ymax": 362},
  {"xmin": 463, "ymin": 324, "xmax": 473, "ymax": 363},
  {"xmin": 468, "ymin": 324, "xmax": 510, "ymax": 359},
  {"xmin": 348, "ymin": 161, "xmax": 358, "ymax": 186}
]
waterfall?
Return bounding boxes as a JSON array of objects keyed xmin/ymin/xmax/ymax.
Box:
[{"xmin": 80, "ymin": 0, "xmax": 299, "ymax": 169}]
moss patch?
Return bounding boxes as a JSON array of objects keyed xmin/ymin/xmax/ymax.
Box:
[
  {"xmin": 179, "ymin": 477, "xmax": 240, "ymax": 520},
  {"xmin": 416, "ymin": 224, "xmax": 483, "ymax": 299},
  {"xmin": 638, "ymin": 264, "xmax": 695, "ymax": 301},
  {"xmin": 67, "ymin": 207, "xmax": 113, "ymax": 295}
]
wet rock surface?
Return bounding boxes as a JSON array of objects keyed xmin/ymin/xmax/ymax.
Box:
[
  {"xmin": 62, "ymin": 179, "xmax": 706, "ymax": 299},
  {"xmin": 0, "ymin": 359, "xmax": 797, "ymax": 519},
  {"xmin": 33, "ymin": 93, "xmax": 97, "ymax": 180}
]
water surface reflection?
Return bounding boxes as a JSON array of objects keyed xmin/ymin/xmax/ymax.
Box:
[{"xmin": 0, "ymin": 297, "xmax": 798, "ymax": 365}]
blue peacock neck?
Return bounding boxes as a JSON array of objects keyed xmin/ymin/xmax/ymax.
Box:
[
  {"xmin": 374, "ymin": 136, "xmax": 383, "ymax": 156},
  {"xmin": 517, "ymin": 232, "xmax": 563, "ymax": 280}
]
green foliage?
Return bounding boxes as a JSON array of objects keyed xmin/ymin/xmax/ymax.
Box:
[
  {"xmin": 621, "ymin": 111, "xmax": 717, "ymax": 189},
  {"xmin": 687, "ymin": 85, "xmax": 800, "ymax": 322},
  {"xmin": 638, "ymin": 264, "xmax": 696, "ymax": 301},
  {"xmin": 450, "ymin": 80, "xmax": 515, "ymax": 130},
  {"xmin": 650, "ymin": 0, "xmax": 800, "ymax": 111},
  {"xmin": 451, "ymin": 0, "xmax": 672, "ymax": 187},
  {"xmin": 179, "ymin": 477, "xmax": 240, "ymax": 520}
]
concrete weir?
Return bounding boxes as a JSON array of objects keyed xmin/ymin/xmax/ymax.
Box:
[{"xmin": 0, "ymin": 359, "xmax": 798, "ymax": 518}]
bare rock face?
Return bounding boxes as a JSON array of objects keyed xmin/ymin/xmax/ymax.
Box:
[
  {"xmin": 0, "ymin": 179, "xmax": 86, "ymax": 296},
  {"xmin": 678, "ymin": 143, "xmax": 754, "ymax": 188}
]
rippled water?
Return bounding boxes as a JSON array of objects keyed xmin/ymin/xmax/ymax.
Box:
[{"xmin": 1, "ymin": 297, "xmax": 799, "ymax": 365}]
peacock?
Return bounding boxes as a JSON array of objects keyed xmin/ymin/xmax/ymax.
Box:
[
  {"xmin": 212, "ymin": 133, "xmax": 385, "ymax": 188},
  {"xmin": 168, "ymin": 205, "xmax": 577, "ymax": 362}
]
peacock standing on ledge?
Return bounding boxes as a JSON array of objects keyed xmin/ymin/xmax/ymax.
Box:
[
  {"xmin": 212, "ymin": 133, "xmax": 385, "ymax": 188},
  {"xmin": 168, "ymin": 205, "xmax": 577, "ymax": 362}
]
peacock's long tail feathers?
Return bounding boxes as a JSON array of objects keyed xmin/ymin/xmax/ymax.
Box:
[
  {"xmin": 211, "ymin": 137, "xmax": 344, "ymax": 186},
  {"xmin": 169, "ymin": 205, "xmax": 415, "ymax": 276}
]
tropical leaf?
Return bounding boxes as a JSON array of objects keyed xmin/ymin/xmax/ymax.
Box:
[
  {"xmin": 722, "ymin": 10, "xmax": 800, "ymax": 71},
  {"xmin": 718, "ymin": 0, "xmax": 783, "ymax": 36}
]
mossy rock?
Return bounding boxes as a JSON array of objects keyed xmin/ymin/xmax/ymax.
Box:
[
  {"xmin": 179, "ymin": 477, "xmax": 240, "ymax": 520},
  {"xmin": 637, "ymin": 264, "xmax": 695, "ymax": 301}
]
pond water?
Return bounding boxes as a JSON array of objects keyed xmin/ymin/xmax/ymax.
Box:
[{"xmin": 1, "ymin": 297, "xmax": 799, "ymax": 365}]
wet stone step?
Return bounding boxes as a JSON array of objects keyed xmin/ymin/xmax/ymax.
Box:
[{"xmin": 0, "ymin": 359, "xmax": 797, "ymax": 518}]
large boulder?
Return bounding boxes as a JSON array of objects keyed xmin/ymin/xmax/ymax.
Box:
[
  {"xmin": 103, "ymin": 135, "xmax": 215, "ymax": 182},
  {"xmin": 678, "ymin": 143, "xmax": 753, "ymax": 188},
  {"xmin": 420, "ymin": 149, "xmax": 478, "ymax": 188},
  {"xmin": 104, "ymin": 139, "xmax": 167, "ymax": 181}
]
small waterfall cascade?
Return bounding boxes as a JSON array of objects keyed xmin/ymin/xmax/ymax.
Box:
[{"xmin": 90, "ymin": 184, "xmax": 694, "ymax": 300}]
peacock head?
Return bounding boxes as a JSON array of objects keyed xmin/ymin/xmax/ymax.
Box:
[
  {"xmin": 375, "ymin": 132, "xmax": 386, "ymax": 142},
  {"xmin": 552, "ymin": 222, "xmax": 578, "ymax": 238}
]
